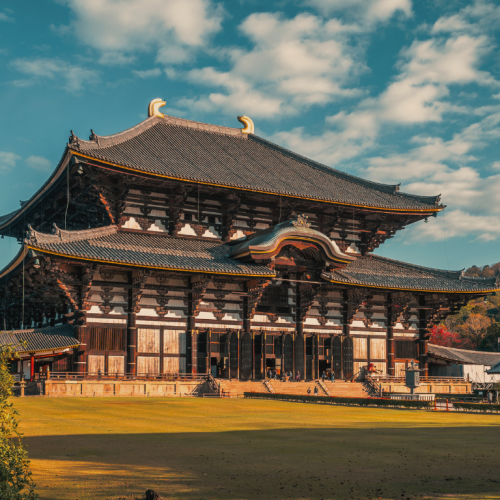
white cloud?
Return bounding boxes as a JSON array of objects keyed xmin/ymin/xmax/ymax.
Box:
[
  {"xmin": 178, "ymin": 12, "xmax": 366, "ymax": 117},
  {"xmin": 306, "ymin": 0, "xmax": 412, "ymax": 25},
  {"xmin": 57, "ymin": 0, "xmax": 224, "ymax": 65},
  {"xmin": 0, "ymin": 152, "xmax": 21, "ymax": 173},
  {"xmin": 25, "ymin": 156, "xmax": 52, "ymax": 172},
  {"xmin": 0, "ymin": 12, "xmax": 14, "ymax": 23},
  {"xmin": 10, "ymin": 58, "xmax": 99, "ymax": 93},
  {"xmin": 133, "ymin": 68, "xmax": 162, "ymax": 79},
  {"xmin": 432, "ymin": 0, "xmax": 500, "ymax": 35}
]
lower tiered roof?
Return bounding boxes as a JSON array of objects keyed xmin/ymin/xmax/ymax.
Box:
[
  {"xmin": 321, "ymin": 255, "xmax": 499, "ymax": 293},
  {"xmin": 0, "ymin": 222, "xmax": 495, "ymax": 295}
]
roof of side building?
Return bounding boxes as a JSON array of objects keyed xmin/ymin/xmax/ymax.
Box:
[
  {"xmin": 428, "ymin": 344, "xmax": 500, "ymax": 366},
  {"xmin": 0, "ymin": 325, "xmax": 79, "ymax": 354}
]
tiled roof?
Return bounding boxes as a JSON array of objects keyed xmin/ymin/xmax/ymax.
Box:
[
  {"xmin": 487, "ymin": 361, "xmax": 500, "ymax": 374},
  {"xmin": 25, "ymin": 225, "xmax": 275, "ymax": 277},
  {"xmin": 428, "ymin": 344, "xmax": 500, "ymax": 366},
  {"xmin": 69, "ymin": 115, "xmax": 441, "ymax": 211},
  {"xmin": 0, "ymin": 325, "xmax": 79, "ymax": 354},
  {"xmin": 322, "ymin": 255, "xmax": 500, "ymax": 293},
  {"xmin": 230, "ymin": 214, "xmax": 354, "ymax": 264}
]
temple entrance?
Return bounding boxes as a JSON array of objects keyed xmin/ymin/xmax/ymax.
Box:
[
  {"xmin": 284, "ymin": 334, "xmax": 293, "ymax": 374},
  {"xmin": 343, "ymin": 336, "xmax": 354, "ymax": 380},
  {"xmin": 333, "ymin": 336, "xmax": 342, "ymax": 379},
  {"xmin": 318, "ymin": 360, "xmax": 330, "ymax": 377},
  {"xmin": 240, "ymin": 333, "xmax": 252, "ymax": 379},
  {"xmin": 295, "ymin": 333, "xmax": 304, "ymax": 378}
]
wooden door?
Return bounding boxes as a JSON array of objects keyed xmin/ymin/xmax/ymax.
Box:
[
  {"xmin": 230, "ymin": 332, "xmax": 239, "ymax": 379},
  {"xmin": 294, "ymin": 333, "xmax": 304, "ymax": 378},
  {"xmin": 87, "ymin": 355, "xmax": 105, "ymax": 375},
  {"xmin": 108, "ymin": 356, "xmax": 125, "ymax": 375},
  {"xmin": 333, "ymin": 336, "xmax": 342, "ymax": 379},
  {"xmin": 343, "ymin": 336, "xmax": 354, "ymax": 380},
  {"xmin": 284, "ymin": 334, "xmax": 293, "ymax": 373},
  {"xmin": 240, "ymin": 333, "xmax": 252, "ymax": 380}
]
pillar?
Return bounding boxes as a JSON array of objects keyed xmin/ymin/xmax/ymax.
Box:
[
  {"xmin": 314, "ymin": 333, "xmax": 319, "ymax": 380},
  {"xmin": 262, "ymin": 332, "xmax": 267, "ymax": 378},
  {"xmin": 74, "ymin": 322, "xmax": 88, "ymax": 374},
  {"xmin": 252, "ymin": 331, "xmax": 256, "ymax": 380},
  {"xmin": 127, "ymin": 281, "xmax": 137, "ymax": 375},
  {"xmin": 418, "ymin": 297, "xmax": 429, "ymax": 376},
  {"xmin": 386, "ymin": 294, "xmax": 395, "ymax": 376},
  {"xmin": 191, "ymin": 328, "xmax": 198, "ymax": 375},
  {"xmin": 236, "ymin": 330, "xmax": 240, "ymax": 379},
  {"xmin": 342, "ymin": 292, "xmax": 349, "ymax": 380},
  {"xmin": 281, "ymin": 332, "xmax": 285, "ymax": 377},
  {"xmin": 207, "ymin": 329, "xmax": 212, "ymax": 375},
  {"xmin": 30, "ymin": 354, "xmax": 34, "ymax": 382}
]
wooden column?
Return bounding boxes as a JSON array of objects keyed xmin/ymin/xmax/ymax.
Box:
[
  {"xmin": 30, "ymin": 354, "xmax": 35, "ymax": 382},
  {"xmin": 191, "ymin": 329, "xmax": 198, "ymax": 375},
  {"xmin": 262, "ymin": 332, "xmax": 267, "ymax": 378},
  {"xmin": 302, "ymin": 331, "xmax": 306, "ymax": 381},
  {"xmin": 386, "ymin": 294, "xmax": 395, "ymax": 376},
  {"xmin": 418, "ymin": 296, "xmax": 429, "ymax": 376},
  {"xmin": 292, "ymin": 333, "xmax": 296, "ymax": 378},
  {"xmin": 207, "ymin": 329, "xmax": 212, "ymax": 375},
  {"xmin": 74, "ymin": 325, "xmax": 87, "ymax": 374},
  {"xmin": 342, "ymin": 290, "xmax": 349, "ymax": 380},
  {"xmin": 252, "ymin": 331, "xmax": 256, "ymax": 380},
  {"xmin": 314, "ymin": 333, "xmax": 319, "ymax": 380},
  {"xmin": 227, "ymin": 334, "xmax": 232, "ymax": 380},
  {"xmin": 236, "ymin": 330, "xmax": 240, "ymax": 380},
  {"xmin": 281, "ymin": 332, "xmax": 285, "ymax": 377},
  {"xmin": 127, "ymin": 282, "xmax": 137, "ymax": 375}
]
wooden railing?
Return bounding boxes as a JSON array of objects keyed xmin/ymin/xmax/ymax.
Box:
[
  {"xmin": 369, "ymin": 375, "xmax": 466, "ymax": 383},
  {"xmin": 49, "ymin": 372, "xmax": 209, "ymax": 382}
]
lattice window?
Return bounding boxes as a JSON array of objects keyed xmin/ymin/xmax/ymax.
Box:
[
  {"xmin": 395, "ymin": 340, "xmax": 418, "ymax": 359},
  {"xmin": 88, "ymin": 328, "xmax": 125, "ymax": 351}
]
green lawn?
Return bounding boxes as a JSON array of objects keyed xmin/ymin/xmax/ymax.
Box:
[{"xmin": 14, "ymin": 397, "xmax": 500, "ymax": 500}]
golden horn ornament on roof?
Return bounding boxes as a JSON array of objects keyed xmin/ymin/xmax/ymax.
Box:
[
  {"xmin": 148, "ymin": 98, "xmax": 166, "ymax": 118},
  {"xmin": 237, "ymin": 115, "xmax": 255, "ymax": 134}
]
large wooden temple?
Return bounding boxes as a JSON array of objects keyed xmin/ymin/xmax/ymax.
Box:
[{"xmin": 1, "ymin": 98, "xmax": 499, "ymax": 382}]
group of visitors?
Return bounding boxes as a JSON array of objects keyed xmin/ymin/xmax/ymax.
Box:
[{"xmin": 265, "ymin": 369, "xmax": 337, "ymax": 383}]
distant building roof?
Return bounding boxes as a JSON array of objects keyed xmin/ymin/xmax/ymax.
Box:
[
  {"xmin": 322, "ymin": 255, "xmax": 500, "ymax": 294},
  {"xmin": 487, "ymin": 361, "xmax": 500, "ymax": 374},
  {"xmin": 0, "ymin": 325, "xmax": 79, "ymax": 355},
  {"xmin": 24, "ymin": 225, "xmax": 275, "ymax": 277},
  {"xmin": 428, "ymin": 344, "xmax": 500, "ymax": 366}
]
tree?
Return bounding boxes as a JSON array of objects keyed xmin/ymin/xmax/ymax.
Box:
[
  {"xmin": 455, "ymin": 313, "xmax": 492, "ymax": 349},
  {"xmin": 429, "ymin": 325, "xmax": 474, "ymax": 349},
  {"xmin": 478, "ymin": 322, "xmax": 500, "ymax": 352},
  {"xmin": 0, "ymin": 344, "xmax": 38, "ymax": 500}
]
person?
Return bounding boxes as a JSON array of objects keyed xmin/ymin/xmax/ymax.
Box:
[
  {"xmin": 273, "ymin": 370, "xmax": 278, "ymax": 380},
  {"xmin": 307, "ymin": 387, "xmax": 311, "ymax": 395},
  {"xmin": 268, "ymin": 369, "xmax": 272, "ymax": 379},
  {"xmin": 322, "ymin": 370, "xmax": 326, "ymax": 381},
  {"xmin": 296, "ymin": 371, "xmax": 300, "ymax": 382},
  {"xmin": 314, "ymin": 386, "xmax": 319, "ymax": 395},
  {"xmin": 331, "ymin": 371, "xmax": 335, "ymax": 383}
]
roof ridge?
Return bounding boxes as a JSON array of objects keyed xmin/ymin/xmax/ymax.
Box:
[
  {"xmin": 249, "ymin": 135, "xmax": 443, "ymax": 207},
  {"xmin": 71, "ymin": 114, "xmax": 246, "ymax": 152},
  {"xmin": 25, "ymin": 224, "xmax": 118, "ymax": 246}
]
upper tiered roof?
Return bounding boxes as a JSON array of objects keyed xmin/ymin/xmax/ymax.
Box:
[
  {"xmin": 0, "ymin": 106, "xmax": 445, "ymax": 233},
  {"xmin": 70, "ymin": 114, "xmax": 442, "ymax": 211}
]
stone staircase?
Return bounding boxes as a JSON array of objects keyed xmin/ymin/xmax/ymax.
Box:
[
  {"xmin": 217, "ymin": 380, "xmax": 268, "ymax": 397},
  {"xmin": 322, "ymin": 381, "xmax": 369, "ymax": 398}
]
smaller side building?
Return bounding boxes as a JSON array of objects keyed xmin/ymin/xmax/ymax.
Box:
[
  {"xmin": 0, "ymin": 325, "xmax": 79, "ymax": 381},
  {"xmin": 428, "ymin": 344, "xmax": 500, "ymax": 384}
]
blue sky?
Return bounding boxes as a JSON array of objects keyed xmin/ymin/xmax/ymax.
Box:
[{"xmin": 0, "ymin": 0, "xmax": 499, "ymax": 272}]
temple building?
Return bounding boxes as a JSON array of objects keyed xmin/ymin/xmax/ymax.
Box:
[{"xmin": 1, "ymin": 98, "xmax": 499, "ymax": 382}]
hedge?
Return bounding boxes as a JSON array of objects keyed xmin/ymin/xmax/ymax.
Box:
[
  {"xmin": 453, "ymin": 402, "xmax": 500, "ymax": 413},
  {"xmin": 244, "ymin": 392, "xmax": 432, "ymax": 409}
]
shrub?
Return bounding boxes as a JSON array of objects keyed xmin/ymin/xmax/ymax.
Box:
[
  {"xmin": 453, "ymin": 402, "xmax": 500, "ymax": 413},
  {"xmin": 0, "ymin": 344, "xmax": 38, "ymax": 500},
  {"xmin": 244, "ymin": 392, "xmax": 432, "ymax": 409}
]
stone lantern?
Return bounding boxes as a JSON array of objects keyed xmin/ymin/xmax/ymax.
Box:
[{"xmin": 405, "ymin": 360, "xmax": 421, "ymax": 396}]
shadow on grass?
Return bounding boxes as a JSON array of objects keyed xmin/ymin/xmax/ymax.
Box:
[{"xmin": 25, "ymin": 426, "xmax": 500, "ymax": 500}]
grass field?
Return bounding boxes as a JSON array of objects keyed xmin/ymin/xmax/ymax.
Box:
[{"xmin": 14, "ymin": 397, "xmax": 500, "ymax": 500}]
